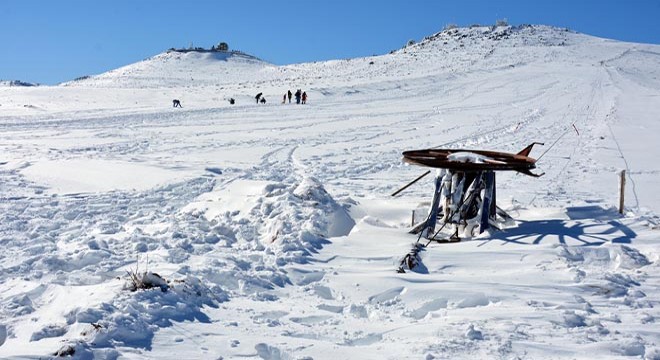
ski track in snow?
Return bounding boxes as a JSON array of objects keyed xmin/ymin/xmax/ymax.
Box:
[{"xmin": 1, "ymin": 25, "xmax": 660, "ymax": 359}]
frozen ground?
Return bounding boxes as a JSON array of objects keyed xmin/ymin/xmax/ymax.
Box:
[{"xmin": 0, "ymin": 25, "xmax": 659, "ymax": 359}]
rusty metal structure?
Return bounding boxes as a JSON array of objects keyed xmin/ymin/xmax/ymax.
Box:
[
  {"xmin": 402, "ymin": 142, "xmax": 543, "ymax": 177},
  {"xmin": 406, "ymin": 142, "xmax": 543, "ymax": 238},
  {"xmin": 396, "ymin": 143, "xmax": 543, "ymax": 272}
]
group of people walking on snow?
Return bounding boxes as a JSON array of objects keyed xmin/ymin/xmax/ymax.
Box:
[
  {"xmin": 283, "ymin": 89, "xmax": 307, "ymax": 104},
  {"xmin": 254, "ymin": 89, "xmax": 308, "ymax": 105},
  {"xmin": 173, "ymin": 89, "xmax": 308, "ymax": 108}
]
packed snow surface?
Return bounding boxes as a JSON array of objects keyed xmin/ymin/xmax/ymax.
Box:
[
  {"xmin": 447, "ymin": 151, "xmax": 497, "ymax": 164},
  {"xmin": 1, "ymin": 25, "xmax": 659, "ymax": 359}
]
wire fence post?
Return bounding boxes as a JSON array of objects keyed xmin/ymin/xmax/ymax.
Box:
[{"xmin": 619, "ymin": 170, "xmax": 626, "ymax": 214}]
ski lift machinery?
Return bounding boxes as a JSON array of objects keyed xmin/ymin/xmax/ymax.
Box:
[{"xmin": 394, "ymin": 142, "xmax": 544, "ymax": 272}]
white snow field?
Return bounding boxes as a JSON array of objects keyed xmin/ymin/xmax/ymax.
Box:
[{"xmin": 1, "ymin": 25, "xmax": 659, "ymax": 359}]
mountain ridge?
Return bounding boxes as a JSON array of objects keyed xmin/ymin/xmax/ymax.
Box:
[{"xmin": 60, "ymin": 24, "xmax": 631, "ymax": 89}]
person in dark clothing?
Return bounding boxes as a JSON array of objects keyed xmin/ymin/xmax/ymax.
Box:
[
  {"xmin": 294, "ymin": 89, "xmax": 301, "ymax": 104},
  {"xmin": 255, "ymin": 92, "xmax": 263, "ymax": 103},
  {"xmin": 287, "ymin": 90, "xmax": 292, "ymax": 103},
  {"xmin": 260, "ymin": 97, "xmax": 266, "ymax": 104},
  {"xmin": 282, "ymin": 94, "xmax": 286, "ymax": 104},
  {"xmin": 229, "ymin": 98, "xmax": 235, "ymax": 105},
  {"xmin": 301, "ymin": 91, "xmax": 307, "ymax": 104},
  {"xmin": 173, "ymin": 99, "xmax": 182, "ymax": 108}
]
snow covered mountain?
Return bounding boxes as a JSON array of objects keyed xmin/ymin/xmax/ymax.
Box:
[
  {"xmin": 1, "ymin": 25, "xmax": 659, "ymax": 359},
  {"xmin": 62, "ymin": 50, "xmax": 270, "ymax": 88},
  {"xmin": 0, "ymin": 80, "xmax": 39, "ymax": 87}
]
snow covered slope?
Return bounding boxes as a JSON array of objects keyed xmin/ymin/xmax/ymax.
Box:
[
  {"xmin": 62, "ymin": 50, "xmax": 270, "ymax": 88},
  {"xmin": 0, "ymin": 80, "xmax": 39, "ymax": 87},
  {"xmin": 1, "ymin": 25, "xmax": 659, "ymax": 359}
]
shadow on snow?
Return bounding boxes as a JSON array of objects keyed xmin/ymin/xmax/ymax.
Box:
[{"xmin": 483, "ymin": 205, "xmax": 637, "ymax": 246}]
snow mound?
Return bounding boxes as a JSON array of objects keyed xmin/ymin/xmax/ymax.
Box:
[
  {"xmin": 557, "ymin": 245, "xmax": 651, "ymax": 270},
  {"xmin": 256, "ymin": 175, "xmax": 355, "ymax": 263},
  {"xmin": 183, "ymin": 175, "xmax": 354, "ymax": 264},
  {"xmin": 465, "ymin": 324, "xmax": 484, "ymax": 340},
  {"xmin": 557, "ymin": 245, "xmax": 652, "ymax": 308},
  {"xmin": 62, "ymin": 50, "xmax": 272, "ymax": 88},
  {"xmin": 292, "ymin": 176, "xmax": 356, "ymax": 238},
  {"xmin": 66, "ymin": 275, "xmax": 225, "ymax": 354}
]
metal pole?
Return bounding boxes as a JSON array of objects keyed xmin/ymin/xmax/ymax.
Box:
[
  {"xmin": 480, "ymin": 171, "xmax": 494, "ymax": 233},
  {"xmin": 391, "ymin": 170, "xmax": 431, "ymax": 197},
  {"xmin": 619, "ymin": 170, "xmax": 626, "ymax": 214}
]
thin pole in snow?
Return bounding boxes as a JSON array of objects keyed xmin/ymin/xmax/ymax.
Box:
[
  {"xmin": 619, "ymin": 170, "xmax": 626, "ymax": 214},
  {"xmin": 391, "ymin": 170, "xmax": 431, "ymax": 197}
]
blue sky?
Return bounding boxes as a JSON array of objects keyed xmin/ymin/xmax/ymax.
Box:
[{"xmin": 2, "ymin": 0, "xmax": 659, "ymax": 85}]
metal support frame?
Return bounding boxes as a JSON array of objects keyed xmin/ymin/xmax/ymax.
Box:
[{"xmin": 417, "ymin": 169, "xmax": 501, "ymax": 242}]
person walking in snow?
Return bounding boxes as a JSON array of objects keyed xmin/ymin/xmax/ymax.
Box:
[
  {"xmin": 301, "ymin": 91, "xmax": 307, "ymax": 104},
  {"xmin": 172, "ymin": 99, "xmax": 182, "ymax": 108},
  {"xmin": 287, "ymin": 90, "xmax": 292, "ymax": 103},
  {"xmin": 255, "ymin": 92, "xmax": 263, "ymax": 104},
  {"xmin": 282, "ymin": 93, "xmax": 287, "ymax": 104},
  {"xmin": 294, "ymin": 89, "xmax": 301, "ymax": 104}
]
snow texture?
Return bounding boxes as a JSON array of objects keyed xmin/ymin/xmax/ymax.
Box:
[{"xmin": 1, "ymin": 24, "xmax": 660, "ymax": 359}]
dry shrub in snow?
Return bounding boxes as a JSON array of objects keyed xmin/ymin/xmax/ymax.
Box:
[{"xmin": 126, "ymin": 269, "xmax": 169, "ymax": 292}]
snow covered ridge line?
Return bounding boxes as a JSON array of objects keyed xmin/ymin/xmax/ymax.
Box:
[
  {"xmin": 59, "ymin": 23, "xmax": 583, "ymax": 88},
  {"xmin": 165, "ymin": 48, "xmax": 262, "ymax": 61},
  {"xmin": 58, "ymin": 48, "xmax": 271, "ymax": 88},
  {"xmin": 0, "ymin": 80, "xmax": 39, "ymax": 87},
  {"xmin": 405, "ymin": 24, "xmax": 574, "ymax": 53}
]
